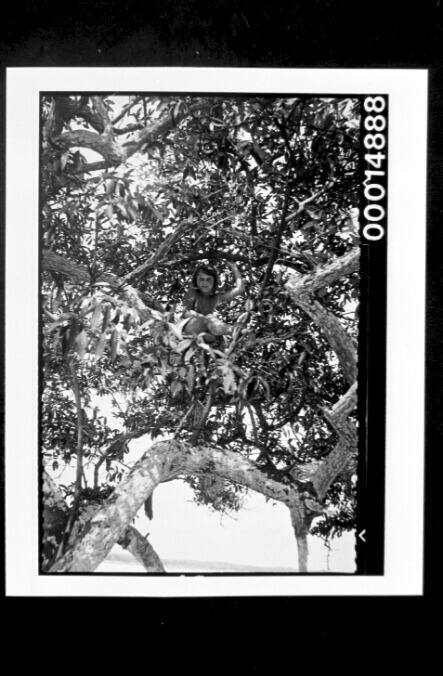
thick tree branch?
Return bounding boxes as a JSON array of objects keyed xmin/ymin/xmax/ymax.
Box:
[
  {"xmin": 47, "ymin": 99, "xmax": 209, "ymax": 176},
  {"xmin": 311, "ymin": 427, "xmax": 357, "ymax": 502},
  {"xmin": 291, "ymin": 383, "xmax": 358, "ymax": 501},
  {"xmin": 284, "ymin": 248, "xmax": 359, "ymax": 385},
  {"xmin": 284, "ymin": 246, "xmax": 359, "ymax": 296},
  {"xmin": 54, "ymin": 130, "xmax": 126, "ymax": 164},
  {"xmin": 49, "ymin": 439, "xmax": 306, "ymax": 572},
  {"xmin": 329, "ymin": 381, "xmax": 358, "ymax": 427},
  {"xmin": 43, "ymin": 96, "xmax": 109, "ymax": 136},
  {"xmin": 118, "ymin": 526, "xmax": 165, "ymax": 572},
  {"xmin": 311, "ymin": 383, "xmax": 358, "ymax": 500},
  {"xmin": 295, "ymin": 296, "xmax": 357, "ymax": 385},
  {"xmin": 284, "ymin": 250, "xmax": 359, "ymax": 504}
]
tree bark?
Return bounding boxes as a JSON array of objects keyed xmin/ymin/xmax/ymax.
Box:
[
  {"xmin": 45, "ymin": 98, "xmax": 209, "ymax": 173},
  {"xmin": 118, "ymin": 526, "xmax": 165, "ymax": 573},
  {"xmin": 43, "ymin": 469, "xmax": 69, "ymax": 514},
  {"xmin": 42, "ymin": 469, "xmax": 70, "ymax": 568},
  {"xmin": 54, "ymin": 129, "xmax": 125, "ymax": 165},
  {"xmin": 49, "ymin": 439, "xmax": 306, "ymax": 573},
  {"xmin": 284, "ymin": 248, "xmax": 359, "ymax": 386},
  {"xmin": 285, "ymin": 252, "xmax": 359, "ymax": 503},
  {"xmin": 311, "ymin": 383, "xmax": 358, "ymax": 500},
  {"xmin": 289, "ymin": 507, "xmax": 309, "ymax": 573},
  {"xmin": 284, "ymin": 247, "xmax": 359, "ymax": 296},
  {"xmin": 292, "ymin": 295, "xmax": 357, "ymax": 385}
]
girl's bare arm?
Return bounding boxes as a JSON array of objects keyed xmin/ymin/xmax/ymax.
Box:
[
  {"xmin": 217, "ymin": 262, "xmax": 245, "ymax": 303},
  {"xmin": 182, "ymin": 288, "xmax": 197, "ymax": 317}
]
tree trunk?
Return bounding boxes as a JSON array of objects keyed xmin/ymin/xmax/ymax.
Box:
[{"xmin": 289, "ymin": 507, "xmax": 309, "ymax": 573}]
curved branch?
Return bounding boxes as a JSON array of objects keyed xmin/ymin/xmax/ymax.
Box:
[
  {"xmin": 284, "ymin": 248, "xmax": 359, "ymax": 385},
  {"xmin": 284, "ymin": 250, "xmax": 359, "ymax": 501},
  {"xmin": 295, "ymin": 296, "xmax": 357, "ymax": 385},
  {"xmin": 46, "ymin": 99, "xmax": 210, "ymax": 175},
  {"xmin": 285, "ymin": 247, "xmax": 359, "ymax": 296},
  {"xmin": 54, "ymin": 130, "xmax": 125, "ymax": 164},
  {"xmin": 49, "ymin": 439, "xmax": 306, "ymax": 572}
]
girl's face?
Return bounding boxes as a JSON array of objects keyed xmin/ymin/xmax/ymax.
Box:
[{"xmin": 196, "ymin": 270, "xmax": 215, "ymax": 295}]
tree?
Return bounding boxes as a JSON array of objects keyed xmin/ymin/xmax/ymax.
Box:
[{"xmin": 41, "ymin": 94, "xmax": 360, "ymax": 573}]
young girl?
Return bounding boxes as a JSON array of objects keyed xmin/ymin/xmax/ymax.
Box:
[{"xmin": 183, "ymin": 261, "xmax": 244, "ymax": 343}]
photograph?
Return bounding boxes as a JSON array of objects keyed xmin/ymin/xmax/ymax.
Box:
[
  {"xmin": 39, "ymin": 92, "xmax": 364, "ymax": 575},
  {"xmin": 5, "ymin": 68, "xmax": 426, "ymax": 595}
]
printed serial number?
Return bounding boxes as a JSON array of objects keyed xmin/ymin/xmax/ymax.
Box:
[{"xmin": 362, "ymin": 96, "xmax": 387, "ymax": 242}]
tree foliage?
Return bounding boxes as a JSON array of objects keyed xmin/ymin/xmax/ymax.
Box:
[{"xmin": 41, "ymin": 94, "xmax": 360, "ymax": 572}]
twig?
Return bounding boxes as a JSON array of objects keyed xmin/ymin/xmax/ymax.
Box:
[
  {"xmin": 110, "ymin": 390, "xmax": 125, "ymax": 417},
  {"xmin": 93, "ymin": 426, "xmax": 153, "ymax": 489},
  {"xmin": 119, "ymin": 218, "xmax": 194, "ymax": 285},
  {"xmin": 172, "ymin": 403, "xmax": 195, "ymax": 440},
  {"xmin": 112, "ymin": 96, "xmax": 143, "ymax": 126}
]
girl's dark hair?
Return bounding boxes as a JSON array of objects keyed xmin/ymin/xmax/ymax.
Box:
[{"xmin": 191, "ymin": 264, "xmax": 218, "ymax": 295}]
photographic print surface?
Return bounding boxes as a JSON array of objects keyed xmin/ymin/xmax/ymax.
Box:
[{"xmin": 5, "ymin": 69, "xmax": 426, "ymax": 595}]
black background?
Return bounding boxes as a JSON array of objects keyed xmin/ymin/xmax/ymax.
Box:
[{"xmin": 1, "ymin": 0, "xmax": 440, "ymax": 649}]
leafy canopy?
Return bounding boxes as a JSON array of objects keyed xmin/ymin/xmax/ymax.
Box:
[{"xmin": 41, "ymin": 94, "xmax": 360, "ymax": 556}]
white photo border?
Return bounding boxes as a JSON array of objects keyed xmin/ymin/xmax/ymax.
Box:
[{"xmin": 5, "ymin": 67, "xmax": 427, "ymax": 596}]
